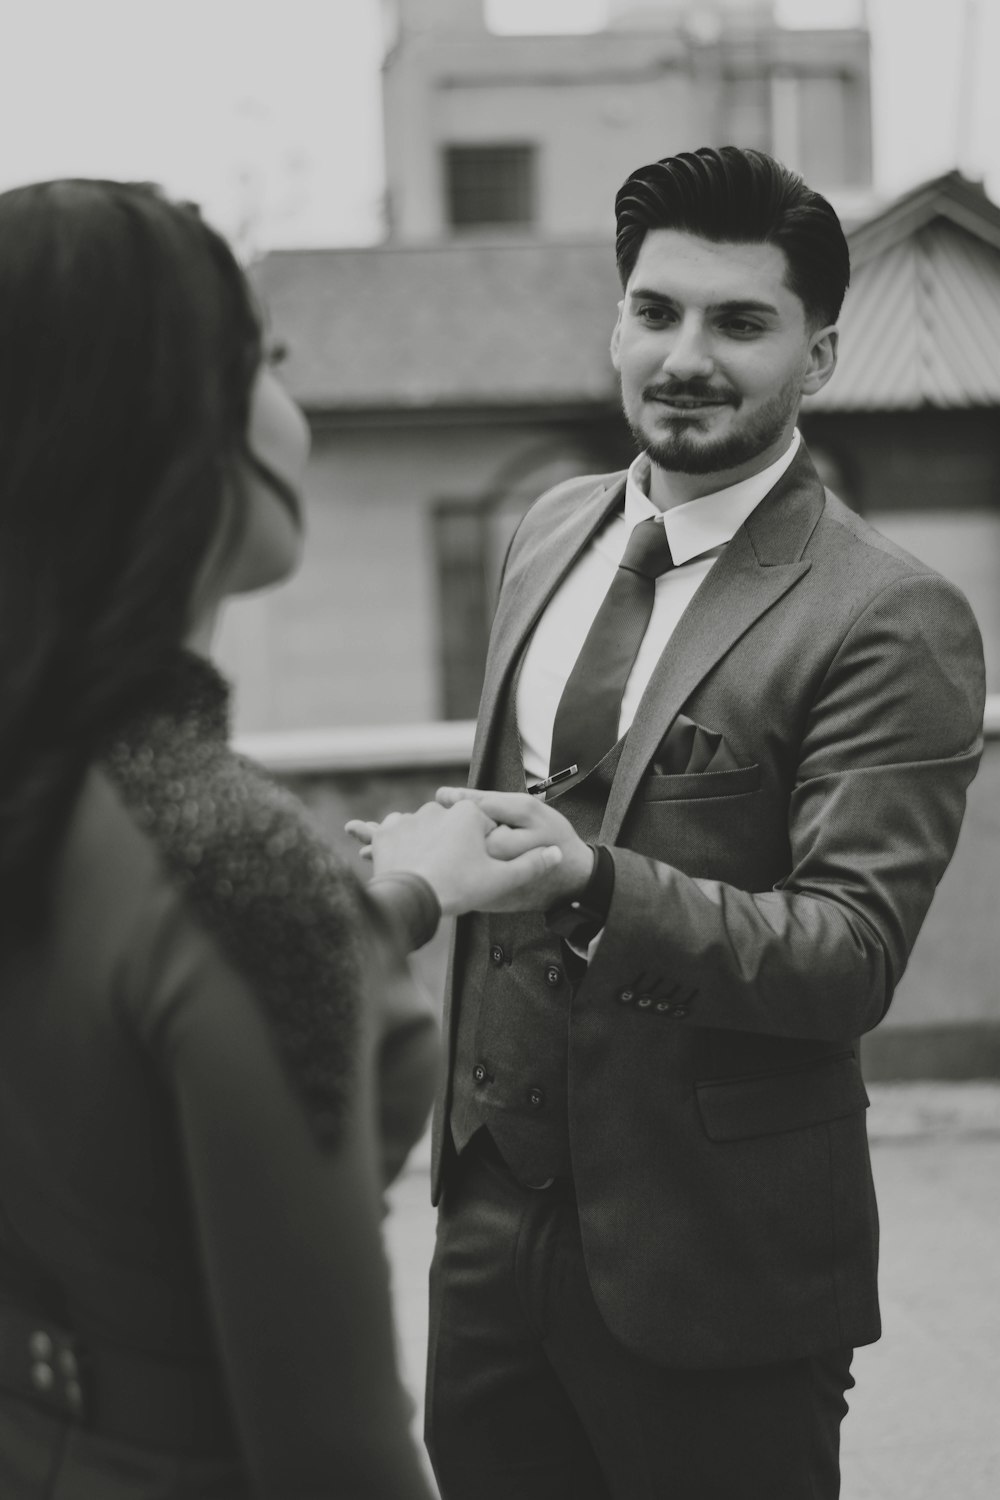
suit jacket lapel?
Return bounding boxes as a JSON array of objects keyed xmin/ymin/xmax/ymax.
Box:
[
  {"xmin": 600, "ymin": 447, "xmax": 826, "ymax": 839},
  {"xmin": 469, "ymin": 475, "xmax": 626, "ymax": 786}
]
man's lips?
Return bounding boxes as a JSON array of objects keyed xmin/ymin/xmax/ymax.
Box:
[{"xmin": 644, "ymin": 388, "xmax": 734, "ymax": 410}]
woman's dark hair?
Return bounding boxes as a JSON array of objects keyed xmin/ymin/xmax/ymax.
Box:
[
  {"xmin": 0, "ymin": 179, "xmax": 263, "ymax": 931},
  {"xmin": 615, "ymin": 146, "xmax": 850, "ymax": 327}
]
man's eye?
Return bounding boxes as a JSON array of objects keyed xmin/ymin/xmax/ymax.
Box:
[
  {"xmin": 721, "ymin": 320, "xmax": 763, "ymax": 338},
  {"xmin": 636, "ymin": 305, "xmax": 673, "ymax": 324}
]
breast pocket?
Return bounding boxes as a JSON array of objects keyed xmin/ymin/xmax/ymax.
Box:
[{"xmin": 641, "ymin": 762, "xmax": 762, "ymax": 803}]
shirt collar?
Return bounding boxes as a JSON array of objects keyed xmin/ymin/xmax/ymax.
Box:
[{"xmin": 623, "ymin": 429, "xmax": 801, "ymax": 566}]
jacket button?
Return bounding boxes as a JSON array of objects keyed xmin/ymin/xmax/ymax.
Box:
[
  {"xmin": 617, "ymin": 989, "xmax": 634, "ymax": 1005},
  {"xmin": 545, "ymin": 964, "xmax": 562, "ymax": 987},
  {"xmin": 636, "ymin": 994, "xmax": 653, "ymax": 1009},
  {"xmin": 473, "ymin": 1063, "xmax": 488, "ymax": 1084},
  {"xmin": 489, "ymin": 945, "xmax": 505, "ymax": 967},
  {"xmin": 528, "ymin": 1087, "xmax": 545, "ymax": 1108}
]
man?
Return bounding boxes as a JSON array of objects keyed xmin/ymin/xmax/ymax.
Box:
[{"xmin": 359, "ymin": 147, "xmax": 985, "ymax": 1499}]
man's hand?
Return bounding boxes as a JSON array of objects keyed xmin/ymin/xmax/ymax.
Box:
[
  {"xmin": 345, "ymin": 799, "xmax": 571, "ymax": 917},
  {"xmin": 434, "ymin": 787, "xmax": 595, "ymax": 908}
]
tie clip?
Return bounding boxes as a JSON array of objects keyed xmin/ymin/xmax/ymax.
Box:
[{"xmin": 528, "ymin": 764, "xmax": 578, "ymax": 796}]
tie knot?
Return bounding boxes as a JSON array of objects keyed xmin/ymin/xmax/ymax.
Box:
[{"xmin": 619, "ymin": 517, "xmax": 674, "ymax": 580}]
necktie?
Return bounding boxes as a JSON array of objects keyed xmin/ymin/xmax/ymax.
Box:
[{"xmin": 549, "ymin": 516, "xmax": 675, "ymax": 779}]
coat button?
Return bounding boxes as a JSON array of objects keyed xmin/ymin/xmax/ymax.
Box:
[
  {"xmin": 473, "ymin": 1063, "xmax": 488, "ymax": 1084},
  {"xmin": 545, "ymin": 964, "xmax": 562, "ymax": 987},
  {"xmin": 617, "ymin": 989, "xmax": 634, "ymax": 1005},
  {"xmin": 636, "ymin": 995, "xmax": 653, "ymax": 1009},
  {"xmin": 489, "ymin": 945, "xmax": 505, "ymax": 967},
  {"xmin": 528, "ymin": 1087, "xmax": 545, "ymax": 1108}
]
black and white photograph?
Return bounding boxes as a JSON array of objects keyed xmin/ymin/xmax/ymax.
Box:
[{"xmin": 0, "ymin": 1, "xmax": 997, "ymax": 1495}]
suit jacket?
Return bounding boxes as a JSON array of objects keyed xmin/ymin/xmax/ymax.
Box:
[{"xmin": 433, "ymin": 443, "xmax": 986, "ymax": 1368}]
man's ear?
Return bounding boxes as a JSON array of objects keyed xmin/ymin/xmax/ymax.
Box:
[
  {"xmin": 802, "ymin": 325, "xmax": 838, "ymax": 397},
  {"xmin": 610, "ymin": 301, "xmax": 624, "ymax": 371}
]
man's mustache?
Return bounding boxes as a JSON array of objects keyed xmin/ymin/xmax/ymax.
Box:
[{"xmin": 643, "ymin": 382, "xmax": 738, "ymax": 404}]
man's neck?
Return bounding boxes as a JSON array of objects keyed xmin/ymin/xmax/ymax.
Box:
[{"xmin": 646, "ymin": 428, "xmax": 796, "ymax": 512}]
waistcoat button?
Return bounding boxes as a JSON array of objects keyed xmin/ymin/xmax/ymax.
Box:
[
  {"xmin": 489, "ymin": 945, "xmax": 505, "ymax": 967},
  {"xmin": 545, "ymin": 964, "xmax": 562, "ymax": 987}
]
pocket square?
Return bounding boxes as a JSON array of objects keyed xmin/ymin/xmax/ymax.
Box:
[{"xmin": 651, "ymin": 714, "xmax": 742, "ymax": 776}]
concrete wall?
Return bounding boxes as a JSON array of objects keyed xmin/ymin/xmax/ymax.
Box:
[
  {"xmin": 216, "ymin": 408, "xmax": 1000, "ymax": 735},
  {"xmin": 246, "ymin": 720, "xmax": 1000, "ymax": 1082},
  {"xmin": 214, "ymin": 415, "xmax": 615, "ymax": 734}
]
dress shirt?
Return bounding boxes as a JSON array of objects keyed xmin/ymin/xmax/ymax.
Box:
[{"xmin": 517, "ymin": 431, "xmax": 801, "ymax": 783}]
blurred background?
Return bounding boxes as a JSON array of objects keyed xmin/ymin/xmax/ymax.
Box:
[{"xmin": 2, "ymin": 0, "xmax": 998, "ymax": 1067}]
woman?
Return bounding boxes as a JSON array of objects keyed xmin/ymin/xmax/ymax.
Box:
[{"xmin": 0, "ymin": 177, "xmax": 523, "ymax": 1498}]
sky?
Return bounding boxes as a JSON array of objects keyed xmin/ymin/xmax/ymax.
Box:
[{"xmin": 0, "ymin": 0, "xmax": 996, "ymax": 253}]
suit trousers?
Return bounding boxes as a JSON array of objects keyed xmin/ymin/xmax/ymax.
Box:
[{"xmin": 425, "ymin": 1133, "xmax": 855, "ymax": 1500}]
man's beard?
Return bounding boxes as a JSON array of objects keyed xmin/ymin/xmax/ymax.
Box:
[{"xmin": 624, "ymin": 372, "xmax": 801, "ymax": 476}]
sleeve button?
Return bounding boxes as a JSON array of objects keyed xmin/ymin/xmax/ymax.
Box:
[
  {"xmin": 636, "ymin": 995, "xmax": 653, "ymax": 1009},
  {"xmin": 617, "ymin": 989, "xmax": 634, "ymax": 1005},
  {"xmin": 673, "ymin": 1007, "xmax": 689, "ymax": 1018},
  {"xmin": 655, "ymin": 1000, "xmax": 673, "ymax": 1014},
  {"xmin": 28, "ymin": 1331, "xmax": 53, "ymax": 1361}
]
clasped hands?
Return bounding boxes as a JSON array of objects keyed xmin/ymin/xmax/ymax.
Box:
[{"xmin": 345, "ymin": 789, "xmax": 595, "ymax": 917}]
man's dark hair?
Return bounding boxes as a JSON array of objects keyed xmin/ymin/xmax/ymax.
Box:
[{"xmin": 615, "ymin": 146, "xmax": 850, "ymax": 327}]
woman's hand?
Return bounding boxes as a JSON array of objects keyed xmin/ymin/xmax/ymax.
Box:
[{"xmin": 346, "ymin": 798, "xmax": 571, "ymax": 917}]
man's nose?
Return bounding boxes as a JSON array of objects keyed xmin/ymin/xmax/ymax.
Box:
[{"xmin": 660, "ymin": 316, "xmax": 713, "ymax": 379}]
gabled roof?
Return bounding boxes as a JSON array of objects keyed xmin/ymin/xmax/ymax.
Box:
[
  {"xmin": 846, "ymin": 170, "xmax": 1000, "ymax": 268},
  {"xmin": 806, "ymin": 172, "xmax": 1000, "ymax": 411},
  {"xmin": 253, "ymin": 172, "xmax": 1000, "ymax": 416}
]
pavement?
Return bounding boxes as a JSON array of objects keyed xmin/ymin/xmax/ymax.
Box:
[{"xmin": 383, "ymin": 1084, "xmax": 1000, "ymax": 1498}]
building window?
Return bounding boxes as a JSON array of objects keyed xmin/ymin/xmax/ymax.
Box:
[{"xmin": 444, "ymin": 144, "xmax": 536, "ymax": 231}]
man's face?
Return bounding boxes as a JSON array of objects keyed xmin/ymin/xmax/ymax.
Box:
[{"xmin": 611, "ymin": 229, "xmax": 837, "ymax": 476}]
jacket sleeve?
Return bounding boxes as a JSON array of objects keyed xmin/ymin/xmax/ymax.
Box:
[
  {"xmin": 584, "ymin": 572, "xmax": 986, "ymax": 1042},
  {"xmin": 363, "ymin": 878, "xmax": 441, "ymax": 1186},
  {"xmin": 132, "ymin": 898, "xmax": 436, "ymax": 1500}
]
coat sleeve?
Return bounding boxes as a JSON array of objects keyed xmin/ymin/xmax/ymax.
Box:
[
  {"xmin": 584, "ymin": 572, "xmax": 986, "ymax": 1042},
  {"xmin": 132, "ymin": 898, "xmax": 436, "ymax": 1500},
  {"xmin": 363, "ymin": 879, "xmax": 441, "ymax": 1186}
]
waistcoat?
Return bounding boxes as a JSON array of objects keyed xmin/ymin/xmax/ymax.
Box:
[{"xmin": 449, "ymin": 669, "xmax": 625, "ymax": 1185}]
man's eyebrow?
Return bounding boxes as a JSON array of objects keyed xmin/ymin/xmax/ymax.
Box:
[{"xmin": 628, "ymin": 288, "xmax": 780, "ymax": 317}]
